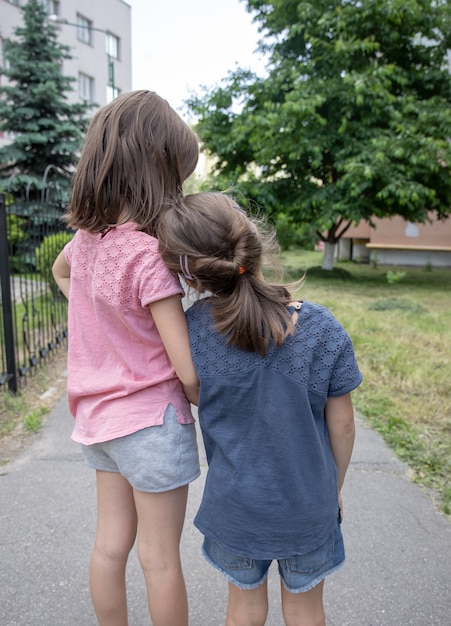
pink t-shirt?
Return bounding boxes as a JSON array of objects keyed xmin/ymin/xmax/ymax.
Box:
[{"xmin": 64, "ymin": 223, "xmax": 194, "ymax": 445}]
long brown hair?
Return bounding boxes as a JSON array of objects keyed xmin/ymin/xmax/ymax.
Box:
[
  {"xmin": 66, "ymin": 90, "xmax": 199, "ymax": 235},
  {"xmin": 158, "ymin": 192, "xmax": 301, "ymax": 357}
]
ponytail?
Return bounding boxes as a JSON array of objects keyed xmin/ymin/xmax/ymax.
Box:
[{"xmin": 158, "ymin": 192, "xmax": 301, "ymax": 356}]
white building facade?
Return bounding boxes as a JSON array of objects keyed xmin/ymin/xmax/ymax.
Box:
[{"xmin": 0, "ymin": 0, "xmax": 132, "ymax": 110}]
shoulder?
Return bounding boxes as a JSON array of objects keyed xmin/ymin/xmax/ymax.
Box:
[
  {"xmin": 114, "ymin": 224, "xmax": 159, "ymax": 254},
  {"xmin": 107, "ymin": 225, "xmax": 167, "ymax": 274},
  {"xmin": 64, "ymin": 228, "xmax": 94, "ymax": 262},
  {"xmin": 300, "ymin": 301, "xmax": 344, "ymax": 332},
  {"xmin": 186, "ymin": 299, "xmax": 260, "ymax": 375},
  {"xmin": 186, "ymin": 298, "xmax": 213, "ymax": 320},
  {"xmin": 67, "ymin": 225, "xmax": 159, "ymax": 258},
  {"xmin": 284, "ymin": 300, "xmax": 353, "ymax": 360}
]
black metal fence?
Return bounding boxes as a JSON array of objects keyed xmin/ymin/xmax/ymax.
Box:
[{"xmin": 0, "ymin": 190, "xmax": 71, "ymax": 394}]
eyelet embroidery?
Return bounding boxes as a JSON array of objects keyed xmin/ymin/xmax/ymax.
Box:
[
  {"xmin": 71, "ymin": 225, "xmax": 176, "ymax": 307},
  {"xmin": 187, "ymin": 300, "xmax": 357, "ymax": 395}
]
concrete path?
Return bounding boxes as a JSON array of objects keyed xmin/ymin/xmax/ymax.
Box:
[{"xmin": 0, "ymin": 395, "xmax": 450, "ymax": 625}]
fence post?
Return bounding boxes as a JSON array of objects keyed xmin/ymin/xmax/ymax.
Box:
[{"xmin": 0, "ymin": 193, "xmax": 18, "ymax": 394}]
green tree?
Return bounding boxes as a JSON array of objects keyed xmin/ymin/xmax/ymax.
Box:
[
  {"xmin": 188, "ymin": 0, "xmax": 451, "ymax": 268},
  {"xmin": 0, "ymin": 0, "xmax": 92, "ymax": 194}
]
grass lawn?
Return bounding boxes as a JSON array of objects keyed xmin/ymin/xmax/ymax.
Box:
[
  {"xmin": 281, "ymin": 249, "xmax": 451, "ymax": 514},
  {"xmin": 0, "ymin": 346, "xmax": 68, "ymax": 464}
]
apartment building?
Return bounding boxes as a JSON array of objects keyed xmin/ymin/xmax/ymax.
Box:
[{"xmin": 0, "ymin": 0, "xmax": 132, "ymax": 109}]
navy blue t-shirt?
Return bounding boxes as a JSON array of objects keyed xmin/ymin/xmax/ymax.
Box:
[{"xmin": 187, "ymin": 299, "xmax": 363, "ymax": 560}]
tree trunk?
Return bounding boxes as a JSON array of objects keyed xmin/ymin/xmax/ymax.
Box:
[{"xmin": 321, "ymin": 242, "xmax": 336, "ymax": 270}]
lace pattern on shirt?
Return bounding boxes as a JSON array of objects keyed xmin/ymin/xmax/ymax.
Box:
[
  {"xmin": 67, "ymin": 224, "xmax": 181, "ymax": 307},
  {"xmin": 187, "ymin": 300, "xmax": 360, "ymax": 395}
]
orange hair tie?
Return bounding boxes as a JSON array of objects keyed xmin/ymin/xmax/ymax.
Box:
[{"xmin": 238, "ymin": 266, "xmax": 246, "ymax": 275}]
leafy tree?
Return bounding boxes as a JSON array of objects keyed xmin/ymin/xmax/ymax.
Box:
[
  {"xmin": 188, "ymin": 0, "xmax": 451, "ymax": 268},
  {"xmin": 0, "ymin": 0, "xmax": 92, "ymax": 195}
]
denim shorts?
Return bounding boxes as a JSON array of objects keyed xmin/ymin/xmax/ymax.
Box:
[
  {"xmin": 80, "ymin": 404, "xmax": 200, "ymax": 493},
  {"xmin": 202, "ymin": 518, "xmax": 345, "ymax": 593}
]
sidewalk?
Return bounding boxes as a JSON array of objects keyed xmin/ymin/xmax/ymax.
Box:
[{"xmin": 1, "ymin": 394, "xmax": 450, "ymax": 625}]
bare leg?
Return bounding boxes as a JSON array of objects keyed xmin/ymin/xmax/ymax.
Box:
[
  {"xmin": 133, "ymin": 485, "xmax": 189, "ymax": 626},
  {"xmin": 281, "ymin": 579, "xmax": 326, "ymax": 626},
  {"xmin": 90, "ymin": 470, "xmax": 137, "ymax": 626},
  {"xmin": 225, "ymin": 579, "xmax": 269, "ymax": 626}
]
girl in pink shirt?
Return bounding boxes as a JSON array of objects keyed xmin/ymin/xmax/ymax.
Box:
[{"xmin": 52, "ymin": 90, "xmax": 200, "ymax": 626}]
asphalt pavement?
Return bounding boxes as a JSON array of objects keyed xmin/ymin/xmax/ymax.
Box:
[{"xmin": 1, "ymin": 393, "xmax": 450, "ymax": 626}]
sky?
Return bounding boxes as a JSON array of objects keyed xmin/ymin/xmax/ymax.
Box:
[{"xmin": 128, "ymin": 0, "xmax": 267, "ymax": 114}]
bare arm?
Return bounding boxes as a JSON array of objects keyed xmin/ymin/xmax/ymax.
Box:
[
  {"xmin": 325, "ymin": 393, "xmax": 356, "ymax": 516},
  {"xmin": 149, "ymin": 295, "xmax": 199, "ymax": 406},
  {"xmin": 52, "ymin": 250, "xmax": 71, "ymax": 299}
]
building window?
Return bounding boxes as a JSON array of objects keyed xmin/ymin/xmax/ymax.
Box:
[
  {"xmin": 7, "ymin": 0, "xmax": 20, "ymax": 6},
  {"xmin": 42, "ymin": 0, "xmax": 60, "ymax": 15},
  {"xmin": 106, "ymin": 85, "xmax": 120, "ymax": 104},
  {"xmin": 78, "ymin": 73, "xmax": 94, "ymax": 102},
  {"xmin": 105, "ymin": 33, "xmax": 120, "ymax": 60},
  {"xmin": 76, "ymin": 14, "xmax": 92, "ymax": 45}
]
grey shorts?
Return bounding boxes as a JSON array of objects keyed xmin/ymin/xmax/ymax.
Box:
[{"xmin": 80, "ymin": 404, "xmax": 200, "ymax": 492}]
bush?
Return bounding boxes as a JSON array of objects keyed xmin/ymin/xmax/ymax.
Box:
[
  {"xmin": 35, "ymin": 231, "xmax": 74, "ymax": 297},
  {"xmin": 7, "ymin": 214, "xmax": 28, "ymax": 248}
]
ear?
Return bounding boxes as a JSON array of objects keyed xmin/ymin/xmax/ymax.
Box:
[{"xmin": 186, "ymin": 278, "xmax": 204, "ymax": 293}]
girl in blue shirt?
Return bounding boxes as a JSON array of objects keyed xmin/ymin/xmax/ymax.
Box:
[{"xmin": 158, "ymin": 192, "xmax": 362, "ymax": 626}]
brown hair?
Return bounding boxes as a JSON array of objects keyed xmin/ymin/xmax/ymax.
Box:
[
  {"xmin": 158, "ymin": 192, "xmax": 300, "ymax": 357},
  {"xmin": 66, "ymin": 90, "xmax": 199, "ymax": 235}
]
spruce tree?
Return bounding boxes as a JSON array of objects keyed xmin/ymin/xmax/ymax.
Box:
[{"xmin": 0, "ymin": 0, "xmax": 92, "ymax": 194}]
